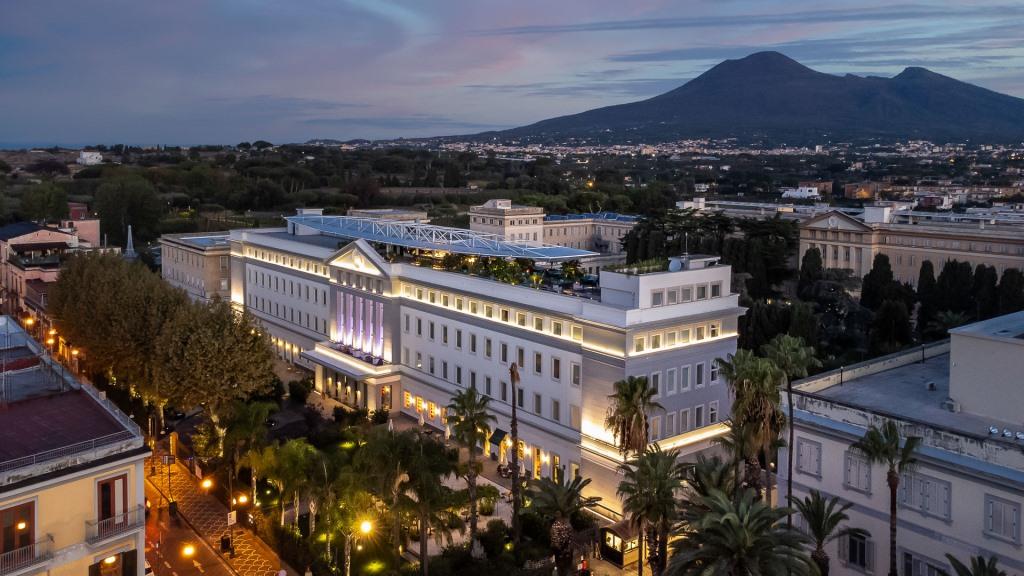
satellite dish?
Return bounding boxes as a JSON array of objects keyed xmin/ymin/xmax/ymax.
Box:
[{"xmin": 668, "ymin": 259, "xmax": 683, "ymax": 272}]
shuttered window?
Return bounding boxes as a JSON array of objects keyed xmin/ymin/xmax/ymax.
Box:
[{"xmin": 844, "ymin": 450, "xmax": 872, "ymax": 493}]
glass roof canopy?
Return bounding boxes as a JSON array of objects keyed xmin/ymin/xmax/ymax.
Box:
[{"xmin": 286, "ymin": 215, "xmax": 599, "ymax": 261}]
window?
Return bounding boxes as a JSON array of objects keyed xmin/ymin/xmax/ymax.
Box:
[
  {"xmin": 694, "ymin": 405, "xmax": 704, "ymax": 428},
  {"xmin": 680, "ymin": 409, "xmax": 690, "ymax": 432},
  {"xmin": 634, "ymin": 337, "xmax": 645, "ymax": 353},
  {"xmin": 404, "ymin": 314, "xmax": 410, "ymax": 333},
  {"xmin": 679, "ymin": 328, "xmax": 691, "ymax": 343},
  {"xmin": 665, "ymin": 331, "xmax": 677, "ymax": 346},
  {"xmin": 666, "ymin": 288, "xmax": 679, "ymax": 305},
  {"xmin": 649, "ymin": 372, "xmax": 660, "ymax": 395},
  {"xmin": 650, "ymin": 416, "xmax": 661, "ymax": 441},
  {"xmin": 902, "ymin": 553, "xmax": 946, "ymax": 576},
  {"xmin": 571, "ymin": 325, "xmax": 583, "ymax": 341},
  {"xmin": 1, "ymin": 501, "xmax": 34, "ymax": 556},
  {"xmin": 552, "ymin": 321, "xmax": 563, "ymax": 336},
  {"xmin": 429, "ymin": 291, "xmax": 437, "ymax": 304},
  {"xmin": 651, "ymin": 290, "xmax": 664, "ymax": 307},
  {"xmin": 695, "ymin": 363, "xmax": 705, "ymax": 388},
  {"xmin": 697, "ymin": 285, "xmax": 708, "ymax": 300},
  {"xmin": 456, "ymin": 298, "xmax": 463, "ymax": 311},
  {"xmin": 429, "ymin": 356, "xmax": 436, "ymax": 375},
  {"xmin": 709, "ymin": 323, "xmax": 720, "ymax": 338},
  {"xmin": 840, "ymin": 533, "xmax": 874, "ymax": 573},
  {"xmin": 570, "ymin": 404, "xmax": 581, "ymax": 428},
  {"xmin": 710, "ymin": 363, "xmax": 719, "ymax": 383},
  {"xmin": 501, "ymin": 381, "xmax": 508, "ymax": 402},
  {"xmin": 709, "ymin": 401, "xmax": 719, "ymax": 423},
  {"xmin": 442, "ymin": 361, "xmax": 449, "ymax": 380},
  {"xmin": 710, "ymin": 282, "xmax": 722, "ymax": 298},
  {"xmin": 534, "ymin": 317, "xmax": 544, "ymax": 331},
  {"xmin": 517, "ymin": 347, "xmax": 525, "ymax": 368},
  {"xmin": 571, "ymin": 363, "xmax": 581, "ymax": 386},
  {"xmin": 551, "ymin": 358, "xmax": 561, "ymax": 380},
  {"xmin": 681, "ymin": 365, "xmax": 691, "ymax": 391},
  {"xmin": 470, "ymin": 301, "xmax": 479, "ymax": 314},
  {"xmin": 485, "ymin": 376, "xmax": 492, "ymax": 396},
  {"xmin": 456, "ymin": 366, "xmax": 462, "ymax": 385},
  {"xmin": 517, "ymin": 312, "xmax": 527, "ymax": 327},
  {"xmin": 501, "ymin": 309, "xmax": 510, "ymax": 322},
  {"xmin": 416, "ymin": 318, "xmax": 423, "ymax": 336},
  {"xmin": 485, "ymin": 338, "xmax": 493, "ymax": 358},
  {"xmin": 844, "ymin": 451, "xmax": 872, "ymax": 493},
  {"xmin": 666, "ymin": 412, "xmax": 677, "ymax": 436},
  {"xmin": 470, "ymin": 334, "xmax": 477, "ymax": 353},
  {"xmin": 681, "ymin": 286, "xmax": 693, "ymax": 302},
  {"xmin": 696, "ymin": 326, "xmax": 706, "ymax": 340},
  {"xmin": 485, "ymin": 304, "xmax": 494, "ymax": 318},
  {"xmin": 415, "ymin": 352, "xmax": 423, "ymax": 369},
  {"xmin": 442, "ymin": 294, "xmax": 449, "ymax": 307},
  {"xmin": 984, "ymin": 494, "xmax": 1020, "ymax": 543},
  {"xmin": 456, "ymin": 330, "xmax": 463, "ymax": 349},
  {"xmin": 469, "ymin": 371, "xmax": 476, "ymax": 390},
  {"xmin": 534, "ymin": 352, "xmax": 543, "ymax": 374},
  {"xmin": 650, "ymin": 334, "xmax": 662, "ymax": 349},
  {"xmin": 429, "ymin": 321, "xmax": 436, "ymax": 341},
  {"xmin": 441, "ymin": 325, "xmax": 447, "ymax": 344},
  {"xmin": 899, "ymin": 472, "xmax": 951, "ymax": 520},
  {"xmin": 500, "ymin": 343, "xmax": 508, "ymax": 363},
  {"xmin": 551, "ymin": 399, "xmax": 560, "ymax": 422},
  {"xmin": 796, "ymin": 438, "xmax": 822, "ymax": 477},
  {"xmin": 517, "ymin": 388, "xmax": 524, "ymax": 408}
]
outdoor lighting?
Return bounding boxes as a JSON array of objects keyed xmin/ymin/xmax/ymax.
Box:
[
  {"xmin": 201, "ymin": 478, "xmax": 213, "ymax": 490},
  {"xmin": 182, "ymin": 544, "xmax": 196, "ymax": 558},
  {"xmin": 359, "ymin": 519, "xmax": 373, "ymax": 535},
  {"xmin": 46, "ymin": 338, "xmax": 54, "ymax": 345},
  {"xmin": 48, "ymin": 329, "xmax": 56, "ymax": 336},
  {"xmin": 237, "ymin": 494, "xmax": 248, "ymax": 504},
  {"xmin": 15, "ymin": 521, "xmax": 26, "ymax": 531},
  {"xmin": 71, "ymin": 349, "xmax": 79, "ymax": 356},
  {"xmin": 25, "ymin": 318, "xmax": 34, "ymax": 326},
  {"xmin": 103, "ymin": 556, "xmax": 118, "ymax": 565}
]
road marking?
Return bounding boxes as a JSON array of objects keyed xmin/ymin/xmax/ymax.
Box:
[
  {"xmin": 192, "ymin": 559, "xmax": 204, "ymax": 573},
  {"xmin": 164, "ymin": 561, "xmax": 172, "ymax": 569}
]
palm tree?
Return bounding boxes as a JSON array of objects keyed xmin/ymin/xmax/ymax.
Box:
[
  {"xmin": 399, "ymin": 434, "xmax": 462, "ymax": 576},
  {"xmin": 718, "ymin": 350, "xmax": 785, "ymax": 500},
  {"xmin": 267, "ymin": 438, "xmax": 317, "ymax": 528},
  {"xmin": 761, "ymin": 334, "xmax": 820, "ymax": 519},
  {"xmin": 714, "ymin": 418, "xmax": 758, "ymax": 497},
  {"xmin": 945, "ymin": 555, "xmax": 1006, "ymax": 576},
  {"xmin": 446, "ymin": 388, "xmax": 496, "ymax": 548},
  {"xmin": 667, "ymin": 488, "xmax": 813, "ymax": 576},
  {"xmin": 225, "ymin": 401, "xmax": 277, "ymax": 504},
  {"xmin": 240, "ymin": 445, "xmax": 277, "ymax": 516},
  {"xmin": 618, "ymin": 445, "xmax": 684, "ymax": 576},
  {"xmin": 605, "ymin": 376, "xmax": 663, "ymax": 457},
  {"xmin": 791, "ymin": 490, "xmax": 868, "ymax": 576},
  {"xmin": 853, "ymin": 421, "xmax": 921, "ymax": 576},
  {"xmin": 355, "ymin": 428, "xmax": 416, "ymax": 555},
  {"xmin": 527, "ymin": 475, "xmax": 601, "ymax": 576},
  {"xmin": 681, "ymin": 455, "xmax": 736, "ymax": 502}
]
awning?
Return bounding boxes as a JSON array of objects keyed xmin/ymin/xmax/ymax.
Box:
[
  {"xmin": 489, "ymin": 428, "xmax": 507, "ymax": 446},
  {"xmin": 300, "ymin": 348, "xmax": 379, "ymax": 380}
]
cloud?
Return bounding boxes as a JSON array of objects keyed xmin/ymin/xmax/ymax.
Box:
[
  {"xmin": 464, "ymin": 77, "xmax": 685, "ymax": 98},
  {"xmin": 302, "ymin": 114, "xmax": 506, "ymax": 132}
]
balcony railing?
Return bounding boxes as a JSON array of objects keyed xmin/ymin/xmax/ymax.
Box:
[
  {"xmin": 86, "ymin": 505, "xmax": 146, "ymax": 544},
  {"xmin": 0, "ymin": 430, "xmax": 137, "ymax": 475},
  {"xmin": 0, "ymin": 535, "xmax": 53, "ymax": 576}
]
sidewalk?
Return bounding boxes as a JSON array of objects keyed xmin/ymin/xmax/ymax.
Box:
[{"xmin": 147, "ymin": 441, "xmax": 300, "ymax": 576}]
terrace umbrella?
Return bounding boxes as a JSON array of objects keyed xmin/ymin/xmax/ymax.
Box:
[
  {"xmin": 444, "ymin": 423, "xmax": 451, "ymax": 442},
  {"xmin": 418, "ymin": 410, "xmax": 425, "ymax": 426},
  {"xmin": 388, "ymin": 418, "xmax": 394, "ymax": 433}
]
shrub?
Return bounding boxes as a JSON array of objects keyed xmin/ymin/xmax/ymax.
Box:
[
  {"xmin": 370, "ymin": 408, "xmax": 389, "ymax": 425},
  {"xmin": 288, "ymin": 378, "xmax": 313, "ymax": 404}
]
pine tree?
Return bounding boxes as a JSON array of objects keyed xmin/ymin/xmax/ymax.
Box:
[
  {"xmin": 997, "ymin": 268, "xmax": 1024, "ymax": 314},
  {"xmin": 798, "ymin": 247, "xmax": 824, "ymax": 298}
]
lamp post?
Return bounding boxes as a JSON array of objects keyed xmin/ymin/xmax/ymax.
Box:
[{"xmin": 342, "ymin": 519, "xmax": 372, "ymax": 576}]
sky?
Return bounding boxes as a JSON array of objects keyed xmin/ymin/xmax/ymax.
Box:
[{"xmin": 2, "ymin": 0, "xmax": 1024, "ymax": 147}]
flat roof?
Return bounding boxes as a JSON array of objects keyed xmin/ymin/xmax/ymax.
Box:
[
  {"xmin": 287, "ymin": 215, "xmax": 597, "ymax": 260},
  {"xmin": 0, "ymin": 390, "xmax": 126, "ymax": 462},
  {"xmin": 545, "ymin": 212, "xmax": 639, "ymax": 223},
  {"xmin": 810, "ymin": 353, "xmax": 1017, "ymax": 439},
  {"xmin": 948, "ymin": 310, "xmax": 1024, "ymax": 343},
  {"xmin": 162, "ymin": 233, "xmax": 231, "ymax": 250}
]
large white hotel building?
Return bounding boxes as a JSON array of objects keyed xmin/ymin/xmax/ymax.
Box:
[{"xmin": 180, "ymin": 208, "xmax": 741, "ymax": 511}]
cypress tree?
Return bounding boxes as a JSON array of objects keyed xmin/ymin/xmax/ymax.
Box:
[
  {"xmin": 972, "ymin": 264, "xmax": 999, "ymax": 320},
  {"xmin": 869, "ymin": 300, "xmax": 913, "ymax": 355},
  {"xmin": 997, "ymin": 268, "xmax": 1024, "ymax": 314},
  {"xmin": 798, "ymin": 247, "xmax": 824, "ymax": 299},
  {"xmin": 861, "ymin": 253, "xmax": 895, "ymax": 311}
]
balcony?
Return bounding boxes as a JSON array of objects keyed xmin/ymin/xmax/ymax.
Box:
[
  {"xmin": 7, "ymin": 254, "xmax": 62, "ymax": 271},
  {"xmin": 0, "ymin": 535, "xmax": 53, "ymax": 576},
  {"xmin": 85, "ymin": 505, "xmax": 145, "ymax": 545}
]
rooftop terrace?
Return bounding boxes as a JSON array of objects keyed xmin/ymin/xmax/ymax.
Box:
[{"xmin": 0, "ymin": 317, "xmax": 143, "ymax": 486}]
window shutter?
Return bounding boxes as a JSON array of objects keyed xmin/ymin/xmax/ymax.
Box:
[
  {"xmin": 985, "ymin": 498, "xmax": 994, "ymax": 532},
  {"xmin": 866, "ymin": 539, "xmax": 875, "ymax": 573},
  {"xmin": 844, "ymin": 453, "xmax": 852, "ymax": 485},
  {"xmin": 862, "ymin": 459, "xmax": 871, "ymax": 491},
  {"xmin": 838, "ymin": 534, "xmax": 848, "ymax": 565}
]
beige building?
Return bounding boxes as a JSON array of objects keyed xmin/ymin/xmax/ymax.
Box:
[
  {"xmin": 0, "ymin": 316, "xmax": 148, "ymax": 576},
  {"xmin": 782, "ymin": 313, "xmax": 1024, "ymax": 576},
  {"xmin": 800, "ymin": 209, "xmax": 1024, "ymax": 286},
  {"xmin": 159, "ymin": 233, "xmax": 231, "ymax": 302},
  {"xmin": 469, "ymin": 199, "xmax": 638, "ymax": 274}
]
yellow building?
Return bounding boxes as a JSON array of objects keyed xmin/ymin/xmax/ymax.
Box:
[
  {"xmin": 159, "ymin": 233, "xmax": 231, "ymax": 303},
  {"xmin": 0, "ymin": 317, "xmax": 148, "ymax": 576}
]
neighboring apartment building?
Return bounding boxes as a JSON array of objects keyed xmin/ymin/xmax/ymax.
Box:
[
  {"xmin": 159, "ymin": 233, "xmax": 231, "ymax": 302},
  {"xmin": 780, "ymin": 313, "xmax": 1024, "ymax": 576},
  {"xmin": 799, "ymin": 209, "xmax": 1024, "ymax": 286},
  {"xmin": 224, "ymin": 210, "xmax": 741, "ymax": 512},
  {"xmin": 469, "ymin": 199, "xmax": 638, "ymax": 275},
  {"xmin": 0, "ymin": 218, "xmax": 111, "ymax": 319},
  {"xmin": 0, "ymin": 316, "xmax": 149, "ymax": 576}
]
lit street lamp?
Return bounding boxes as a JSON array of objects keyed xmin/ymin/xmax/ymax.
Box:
[{"xmin": 342, "ymin": 519, "xmax": 373, "ymax": 576}]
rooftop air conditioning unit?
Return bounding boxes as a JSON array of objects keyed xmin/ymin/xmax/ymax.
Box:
[{"xmin": 940, "ymin": 398, "xmax": 960, "ymax": 413}]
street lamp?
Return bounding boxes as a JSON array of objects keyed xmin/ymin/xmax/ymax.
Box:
[
  {"xmin": 343, "ymin": 519, "xmax": 373, "ymax": 576},
  {"xmin": 201, "ymin": 478, "xmax": 213, "ymax": 491},
  {"xmin": 182, "ymin": 544, "xmax": 196, "ymax": 558}
]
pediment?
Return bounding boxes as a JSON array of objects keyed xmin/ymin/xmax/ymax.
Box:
[
  {"xmin": 326, "ymin": 239, "xmax": 389, "ymax": 277},
  {"xmin": 802, "ymin": 211, "xmax": 871, "ymax": 232}
]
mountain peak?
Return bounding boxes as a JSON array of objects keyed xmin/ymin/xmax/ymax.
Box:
[{"xmin": 699, "ymin": 51, "xmax": 816, "ymax": 80}]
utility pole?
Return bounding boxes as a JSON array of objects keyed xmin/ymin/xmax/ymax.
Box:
[{"xmin": 509, "ymin": 362, "xmax": 521, "ymax": 547}]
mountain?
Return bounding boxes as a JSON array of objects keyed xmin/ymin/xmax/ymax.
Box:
[{"xmin": 474, "ymin": 52, "xmax": 1024, "ymax": 144}]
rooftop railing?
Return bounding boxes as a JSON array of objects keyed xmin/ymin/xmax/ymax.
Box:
[{"xmin": 0, "ymin": 429, "xmax": 137, "ymax": 475}]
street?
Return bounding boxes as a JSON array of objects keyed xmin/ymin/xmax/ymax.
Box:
[{"xmin": 145, "ymin": 483, "xmax": 235, "ymax": 576}]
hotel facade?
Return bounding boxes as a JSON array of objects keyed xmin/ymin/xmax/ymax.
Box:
[{"xmin": 218, "ymin": 210, "xmax": 742, "ymax": 512}]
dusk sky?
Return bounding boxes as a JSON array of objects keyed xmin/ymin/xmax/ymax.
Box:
[{"xmin": 3, "ymin": 1, "xmax": 1024, "ymax": 147}]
